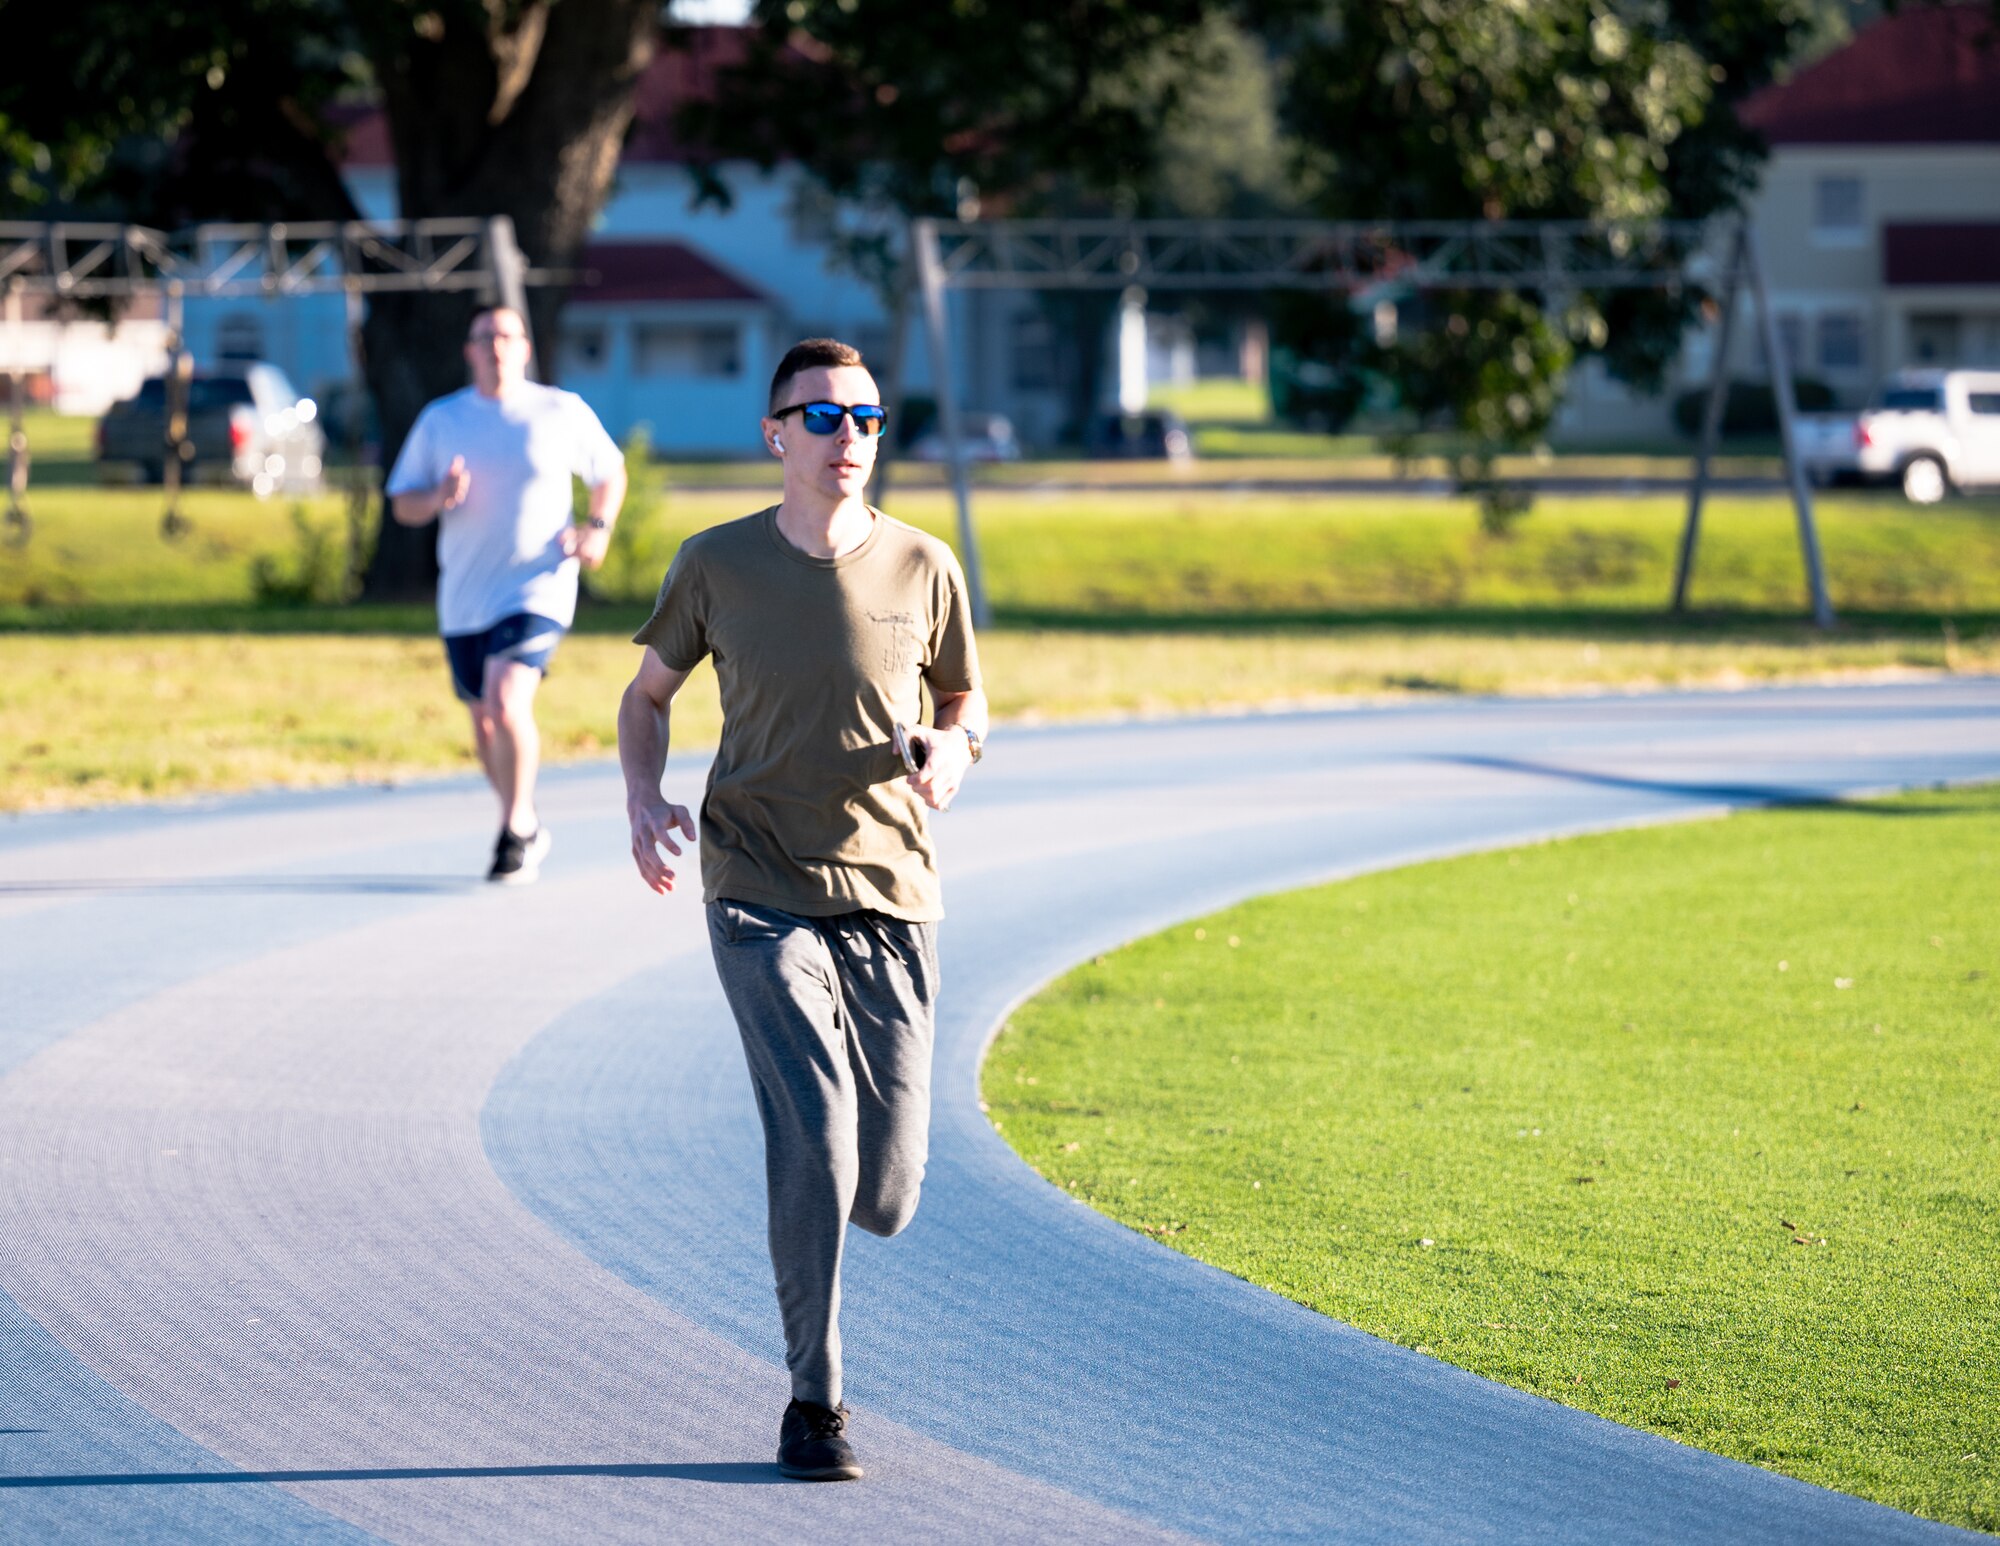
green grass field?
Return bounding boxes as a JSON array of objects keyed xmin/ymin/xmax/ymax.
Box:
[
  {"xmin": 3, "ymin": 416, "xmax": 1998, "ymax": 809},
  {"xmin": 983, "ymin": 785, "xmax": 2000, "ymax": 1532},
  {"xmin": 12, "ymin": 624, "xmax": 1989, "ymax": 810},
  {"xmin": 7, "ymin": 464, "xmax": 2000, "ymax": 624}
]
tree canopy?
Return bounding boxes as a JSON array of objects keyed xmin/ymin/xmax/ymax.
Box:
[
  {"xmin": 0, "ymin": 0, "xmax": 661, "ymax": 595},
  {"xmin": 1, "ymin": 0, "xmax": 1850, "ymax": 556},
  {"xmin": 1250, "ymin": 0, "xmax": 1817, "ymax": 522},
  {"xmin": 688, "ymin": 0, "xmax": 1825, "ymax": 513}
]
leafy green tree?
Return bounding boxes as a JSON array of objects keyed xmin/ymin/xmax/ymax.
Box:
[
  {"xmin": 1253, "ymin": 0, "xmax": 1814, "ymax": 528},
  {"xmin": 0, "ymin": 0, "xmax": 662, "ymax": 597}
]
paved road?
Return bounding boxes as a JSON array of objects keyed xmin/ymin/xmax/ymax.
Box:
[{"xmin": 3, "ymin": 681, "xmax": 1996, "ymax": 1544}]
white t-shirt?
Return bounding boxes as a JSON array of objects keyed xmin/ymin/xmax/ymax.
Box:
[{"xmin": 386, "ymin": 382, "xmax": 624, "ymax": 636}]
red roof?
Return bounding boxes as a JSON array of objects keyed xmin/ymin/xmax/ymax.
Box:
[
  {"xmin": 338, "ymin": 27, "xmax": 751, "ymax": 169},
  {"xmin": 1740, "ymin": 5, "xmax": 2000, "ymax": 145},
  {"xmin": 1883, "ymin": 222, "xmax": 2000, "ymax": 285},
  {"xmin": 569, "ymin": 240, "xmax": 768, "ymax": 305},
  {"xmin": 331, "ymin": 101, "xmax": 393, "ymax": 169},
  {"xmin": 624, "ymin": 26, "xmax": 756, "ymax": 163}
]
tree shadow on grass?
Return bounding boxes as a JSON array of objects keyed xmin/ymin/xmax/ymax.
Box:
[
  {"xmin": 1435, "ymin": 753, "xmax": 1980, "ymax": 814},
  {"xmin": 0, "ymin": 1461, "xmax": 784, "ymax": 1489}
]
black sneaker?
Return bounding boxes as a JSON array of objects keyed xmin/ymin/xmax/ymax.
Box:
[
  {"xmin": 776, "ymin": 1398, "xmax": 862, "ymax": 1481},
  {"xmin": 487, "ymin": 825, "xmax": 552, "ymax": 885}
]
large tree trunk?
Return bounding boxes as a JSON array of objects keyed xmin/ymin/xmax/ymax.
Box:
[{"xmin": 360, "ymin": 0, "xmax": 656, "ymax": 602}]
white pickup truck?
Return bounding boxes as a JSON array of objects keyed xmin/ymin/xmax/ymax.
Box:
[{"xmin": 1852, "ymin": 368, "xmax": 2000, "ymax": 504}]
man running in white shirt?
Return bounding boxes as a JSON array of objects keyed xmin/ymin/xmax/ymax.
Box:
[{"xmin": 386, "ymin": 306, "xmax": 628, "ymax": 882}]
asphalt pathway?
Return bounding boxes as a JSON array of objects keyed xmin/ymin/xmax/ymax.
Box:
[{"xmin": 2, "ymin": 681, "xmax": 1996, "ymax": 1544}]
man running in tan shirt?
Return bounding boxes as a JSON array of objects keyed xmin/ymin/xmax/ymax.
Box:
[{"xmin": 617, "ymin": 338, "xmax": 987, "ymax": 1481}]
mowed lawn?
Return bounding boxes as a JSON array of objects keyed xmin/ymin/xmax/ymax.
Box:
[
  {"xmin": 983, "ymin": 785, "xmax": 2000, "ymax": 1531},
  {"xmin": 8, "ymin": 470, "xmax": 2000, "ymax": 622},
  {"xmin": 3, "ymin": 455, "xmax": 1999, "ymax": 807}
]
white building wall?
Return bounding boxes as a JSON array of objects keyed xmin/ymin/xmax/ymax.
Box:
[
  {"xmin": 0, "ymin": 319, "xmax": 171, "ymax": 416},
  {"xmin": 558, "ymin": 300, "xmax": 773, "ymax": 454},
  {"xmin": 1748, "ymin": 145, "xmax": 2000, "ymax": 393},
  {"xmin": 1557, "ymin": 144, "xmax": 2000, "ymax": 443}
]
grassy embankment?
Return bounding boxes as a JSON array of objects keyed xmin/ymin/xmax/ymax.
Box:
[
  {"xmin": 2, "ymin": 409, "xmax": 1997, "ymax": 808},
  {"xmin": 984, "ymin": 783, "xmax": 2000, "ymax": 1532}
]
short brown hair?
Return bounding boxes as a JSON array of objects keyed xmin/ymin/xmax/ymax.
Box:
[
  {"xmin": 467, "ymin": 305, "xmax": 527, "ymax": 340},
  {"xmin": 769, "ymin": 337, "xmax": 866, "ymax": 413}
]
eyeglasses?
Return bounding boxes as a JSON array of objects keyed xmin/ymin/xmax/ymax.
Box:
[{"xmin": 772, "ymin": 401, "xmax": 888, "ymax": 438}]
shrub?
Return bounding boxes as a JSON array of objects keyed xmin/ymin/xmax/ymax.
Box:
[{"xmin": 1672, "ymin": 377, "xmax": 1836, "ymax": 438}]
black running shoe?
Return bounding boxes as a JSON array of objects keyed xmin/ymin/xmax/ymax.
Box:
[
  {"xmin": 487, "ymin": 825, "xmax": 551, "ymax": 885},
  {"xmin": 777, "ymin": 1398, "xmax": 862, "ymax": 1481}
]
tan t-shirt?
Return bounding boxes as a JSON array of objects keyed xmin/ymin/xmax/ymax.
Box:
[{"xmin": 633, "ymin": 506, "xmax": 982, "ymax": 922}]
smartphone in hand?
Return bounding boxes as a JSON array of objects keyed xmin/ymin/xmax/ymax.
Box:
[{"xmin": 893, "ymin": 722, "xmax": 928, "ymax": 775}]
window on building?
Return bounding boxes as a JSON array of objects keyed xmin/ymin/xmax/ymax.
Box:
[
  {"xmin": 1764, "ymin": 313, "xmax": 1806, "ymax": 375},
  {"xmin": 632, "ymin": 323, "xmax": 741, "ymax": 378},
  {"xmin": 1909, "ymin": 313, "xmax": 1961, "ymax": 365},
  {"xmin": 1967, "ymin": 314, "xmax": 2000, "ymax": 367},
  {"xmin": 1811, "ymin": 176, "xmax": 1865, "ymax": 247},
  {"xmin": 562, "ymin": 324, "xmax": 609, "ymax": 373},
  {"xmin": 1010, "ymin": 312, "xmax": 1056, "ymax": 392},
  {"xmin": 1817, "ymin": 312, "xmax": 1864, "ymax": 372},
  {"xmin": 216, "ymin": 313, "xmax": 265, "ymax": 361}
]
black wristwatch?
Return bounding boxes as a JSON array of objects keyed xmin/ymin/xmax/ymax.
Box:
[{"xmin": 586, "ymin": 515, "xmax": 611, "ymax": 531}]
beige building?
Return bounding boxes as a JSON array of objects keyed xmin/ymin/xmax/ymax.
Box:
[{"xmin": 1558, "ymin": 3, "xmax": 2000, "ymax": 442}]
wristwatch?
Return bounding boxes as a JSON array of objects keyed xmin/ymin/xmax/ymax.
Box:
[
  {"xmin": 586, "ymin": 516, "xmax": 611, "ymax": 531},
  {"xmin": 961, "ymin": 725, "xmax": 983, "ymax": 764}
]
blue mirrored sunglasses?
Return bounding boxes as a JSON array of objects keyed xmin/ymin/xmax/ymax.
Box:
[{"xmin": 773, "ymin": 400, "xmax": 888, "ymax": 437}]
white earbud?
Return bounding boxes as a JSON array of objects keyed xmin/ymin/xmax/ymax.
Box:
[{"xmin": 772, "ymin": 432, "xmax": 785, "ymax": 453}]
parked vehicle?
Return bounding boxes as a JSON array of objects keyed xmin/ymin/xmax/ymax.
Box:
[
  {"xmin": 906, "ymin": 412, "xmax": 1022, "ymax": 463},
  {"xmin": 97, "ymin": 362, "xmax": 326, "ymax": 496},
  {"xmin": 1084, "ymin": 409, "xmax": 1193, "ymax": 462},
  {"xmin": 1852, "ymin": 369, "xmax": 2000, "ymax": 504},
  {"xmin": 1795, "ymin": 413, "xmax": 1862, "ymax": 486}
]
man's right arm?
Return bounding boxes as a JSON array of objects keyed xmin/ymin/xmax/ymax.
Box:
[
  {"xmin": 390, "ymin": 456, "xmax": 470, "ymax": 527},
  {"xmin": 618, "ymin": 648, "xmax": 699, "ymax": 894}
]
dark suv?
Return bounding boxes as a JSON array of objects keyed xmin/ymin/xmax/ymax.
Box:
[{"xmin": 98, "ymin": 362, "xmax": 326, "ymax": 495}]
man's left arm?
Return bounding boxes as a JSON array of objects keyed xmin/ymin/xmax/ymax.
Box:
[
  {"xmin": 907, "ymin": 686, "xmax": 988, "ymax": 812},
  {"xmin": 562, "ymin": 460, "xmax": 628, "ymax": 570},
  {"xmin": 561, "ymin": 402, "xmax": 629, "ymax": 570}
]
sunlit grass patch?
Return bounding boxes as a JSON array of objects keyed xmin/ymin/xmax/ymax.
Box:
[{"xmin": 985, "ymin": 785, "xmax": 2000, "ymax": 1531}]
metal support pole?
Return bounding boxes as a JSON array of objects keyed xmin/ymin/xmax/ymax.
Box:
[
  {"xmin": 913, "ymin": 218, "xmax": 991, "ymax": 629},
  {"xmin": 868, "ymin": 257, "xmax": 913, "ymax": 509},
  {"xmin": 484, "ymin": 216, "xmax": 536, "ymax": 379},
  {"xmin": 4, "ymin": 281, "xmax": 30, "ymax": 547},
  {"xmin": 341, "ymin": 283, "xmax": 371, "ymax": 599},
  {"xmin": 1671, "ymin": 224, "xmax": 1745, "ymax": 613},
  {"xmin": 160, "ymin": 281, "xmax": 192, "ymax": 540},
  {"xmin": 1744, "ymin": 225, "xmax": 1835, "ymax": 629}
]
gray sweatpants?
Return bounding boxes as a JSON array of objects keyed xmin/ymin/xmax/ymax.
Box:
[{"xmin": 707, "ymin": 899, "xmax": 938, "ymax": 1409}]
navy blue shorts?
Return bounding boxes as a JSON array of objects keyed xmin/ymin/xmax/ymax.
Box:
[{"xmin": 442, "ymin": 613, "xmax": 566, "ymax": 703}]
